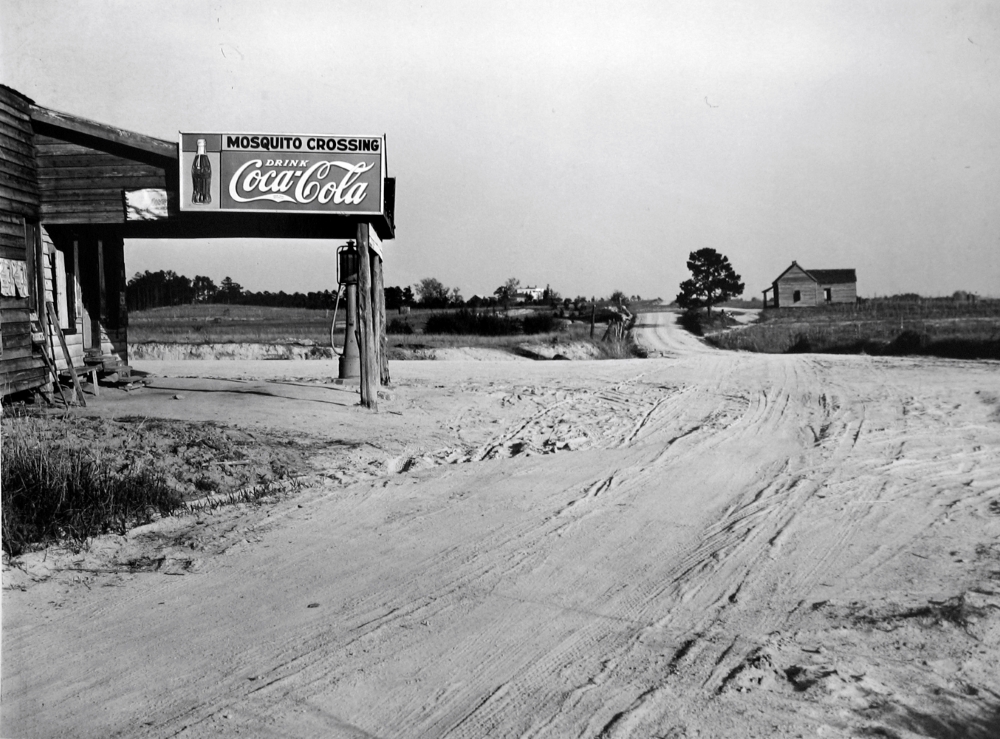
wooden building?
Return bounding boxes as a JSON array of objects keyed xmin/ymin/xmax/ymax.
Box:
[
  {"xmin": 1, "ymin": 85, "xmax": 41, "ymax": 395},
  {"xmin": 762, "ymin": 261, "xmax": 857, "ymax": 308},
  {"xmin": 2, "ymin": 84, "xmax": 177, "ymax": 397},
  {"xmin": 2, "ymin": 84, "xmax": 395, "ymax": 402}
]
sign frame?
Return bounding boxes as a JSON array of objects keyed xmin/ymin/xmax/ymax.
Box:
[{"xmin": 178, "ymin": 132, "xmax": 386, "ymax": 217}]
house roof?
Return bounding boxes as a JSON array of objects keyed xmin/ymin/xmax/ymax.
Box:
[
  {"xmin": 805, "ymin": 269, "xmax": 856, "ymax": 284},
  {"xmin": 772, "ymin": 262, "xmax": 856, "ymax": 285}
]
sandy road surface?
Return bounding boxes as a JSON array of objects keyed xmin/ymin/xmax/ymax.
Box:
[{"xmin": 4, "ymin": 312, "xmax": 1000, "ymax": 738}]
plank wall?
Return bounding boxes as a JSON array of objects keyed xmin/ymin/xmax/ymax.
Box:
[
  {"xmin": 40, "ymin": 228, "xmax": 86, "ymax": 372},
  {"xmin": 0, "ymin": 86, "xmax": 46, "ymax": 396},
  {"xmin": 774, "ymin": 264, "xmax": 819, "ymax": 308},
  {"xmin": 818, "ymin": 281, "xmax": 857, "ymax": 304},
  {"xmin": 34, "ymin": 135, "xmax": 169, "ymax": 225}
]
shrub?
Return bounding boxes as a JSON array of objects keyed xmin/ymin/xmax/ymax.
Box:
[
  {"xmin": 678, "ymin": 309, "xmax": 740, "ymax": 336},
  {"xmin": 387, "ymin": 318, "xmax": 414, "ymax": 334},
  {"xmin": 2, "ymin": 417, "xmax": 182, "ymax": 556},
  {"xmin": 424, "ymin": 309, "xmax": 523, "ymax": 336},
  {"xmin": 522, "ymin": 312, "xmax": 557, "ymax": 334},
  {"xmin": 679, "ymin": 310, "xmax": 705, "ymax": 336},
  {"xmin": 889, "ymin": 329, "xmax": 925, "ymax": 354},
  {"xmin": 594, "ymin": 338, "xmax": 644, "ymax": 359},
  {"xmin": 788, "ymin": 333, "xmax": 813, "ymax": 353}
]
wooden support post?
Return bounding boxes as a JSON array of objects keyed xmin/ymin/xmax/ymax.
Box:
[
  {"xmin": 590, "ymin": 304, "xmax": 596, "ymax": 339},
  {"xmin": 370, "ymin": 249, "xmax": 389, "ymax": 386},
  {"xmin": 368, "ymin": 250, "xmax": 382, "ymax": 385},
  {"xmin": 96, "ymin": 238, "xmax": 106, "ymax": 353},
  {"xmin": 118, "ymin": 245, "xmax": 128, "ymax": 364},
  {"xmin": 356, "ymin": 223, "xmax": 379, "ymax": 410},
  {"xmin": 31, "ymin": 222, "xmax": 48, "ymax": 342}
]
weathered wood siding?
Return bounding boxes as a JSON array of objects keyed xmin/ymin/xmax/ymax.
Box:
[
  {"xmin": 816, "ymin": 281, "xmax": 857, "ymax": 304},
  {"xmin": 40, "ymin": 228, "xmax": 87, "ymax": 372},
  {"xmin": 0, "ymin": 88, "xmax": 39, "ymax": 221},
  {"xmin": 774, "ymin": 264, "xmax": 818, "ymax": 308},
  {"xmin": 34, "ymin": 135, "xmax": 169, "ymax": 225},
  {"xmin": 0, "ymin": 85, "xmax": 46, "ymax": 396}
]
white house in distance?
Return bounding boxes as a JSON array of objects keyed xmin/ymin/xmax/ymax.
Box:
[
  {"xmin": 762, "ymin": 262, "xmax": 858, "ymax": 308},
  {"xmin": 517, "ymin": 285, "xmax": 545, "ymax": 302},
  {"xmin": 491, "ymin": 284, "xmax": 546, "ymax": 304}
]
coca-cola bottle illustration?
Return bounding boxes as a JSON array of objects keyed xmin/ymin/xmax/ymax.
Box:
[{"xmin": 191, "ymin": 138, "xmax": 212, "ymax": 204}]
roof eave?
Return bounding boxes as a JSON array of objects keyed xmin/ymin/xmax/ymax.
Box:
[
  {"xmin": 29, "ymin": 104, "xmax": 177, "ymax": 161},
  {"xmin": 772, "ymin": 262, "xmax": 816, "ymax": 285}
]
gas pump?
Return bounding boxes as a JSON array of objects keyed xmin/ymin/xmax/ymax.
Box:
[{"xmin": 334, "ymin": 241, "xmax": 361, "ymax": 380}]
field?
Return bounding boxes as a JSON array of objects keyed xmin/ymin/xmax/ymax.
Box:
[
  {"xmin": 706, "ymin": 299, "xmax": 1000, "ymax": 359},
  {"xmin": 4, "ymin": 313, "xmax": 999, "ymax": 739},
  {"xmin": 127, "ymin": 303, "xmax": 639, "ymax": 359},
  {"xmin": 129, "ymin": 304, "xmax": 344, "ymax": 345}
]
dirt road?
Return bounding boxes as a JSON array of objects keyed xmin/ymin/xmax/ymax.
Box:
[{"xmin": 4, "ymin": 312, "xmax": 1000, "ymax": 738}]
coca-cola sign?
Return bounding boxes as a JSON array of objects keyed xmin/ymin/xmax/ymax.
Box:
[{"xmin": 179, "ymin": 132, "xmax": 385, "ymax": 215}]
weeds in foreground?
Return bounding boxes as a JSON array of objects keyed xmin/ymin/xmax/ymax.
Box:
[
  {"xmin": 594, "ymin": 338, "xmax": 645, "ymax": 359},
  {"xmin": 2, "ymin": 416, "xmax": 182, "ymax": 556},
  {"xmin": 182, "ymin": 477, "xmax": 301, "ymax": 514}
]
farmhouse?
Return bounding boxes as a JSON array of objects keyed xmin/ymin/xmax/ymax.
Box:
[
  {"xmin": 762, "ymin": 261, "xmax": 857, "ymax": 308},
  {"xmin": 517, "ymin": 285, "xmax": 545, "ymax": 302}
]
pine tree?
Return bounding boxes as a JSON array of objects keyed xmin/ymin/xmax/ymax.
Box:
[{"xmin": 676, "ymin": 248, "xmax": 744, "ymax": 315}]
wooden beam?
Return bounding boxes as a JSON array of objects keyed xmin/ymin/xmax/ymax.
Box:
[
  {"xmin": 46, "ymin": 301, "xmax": 85, "ymax": 407},
  {"xmin": 29, "ymin": 105, "xmax": 178, "ymax": 160},
  {"xmin": 119, "ymin": 211, "xmax": 395, "ymax": 242},
  {"xmin": 356, "ymin": 223, "xmax": 378, "ymax": 410},
  {"xmin": 96, "ymin": 238, "xmax": 106, "ymax": 350},
  {"xmin": 1, "ymin": 369, "xmax": 51, "ymax": 398},
  {"xmin": 117, "ymin": 243, "xmax": 128, "ymax": 363},
  {"xmin": 72, "ymin": 239, "xmax": 82, "ymax": 327},
  {"xmin": 370, "ymin": 249, "xmax": 389, "ymax": 386},
  {"xmin": 37, "ymin": 341, "xmax": 72, "ymax": 408},
  {"xmin": 31, "ymin": 221, "xmax": 47, "ymax": 339},
  {"xmin": 1, "ymin": 355, "xmax": 47, "ymax": 373}
]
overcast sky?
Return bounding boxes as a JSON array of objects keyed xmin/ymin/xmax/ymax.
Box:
[{"xmin": 3, "ymin": 0, "xmax": 998, "ymax": 299}]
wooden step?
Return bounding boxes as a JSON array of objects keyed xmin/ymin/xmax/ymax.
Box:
[{"xmin": 59, "ymin": 365, "xmax": 99, "ymax": 396}]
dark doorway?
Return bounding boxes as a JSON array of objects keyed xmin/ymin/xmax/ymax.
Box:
[{"xmin": 74, "ymin": 234, "xmax": 125, "ymax": 355}]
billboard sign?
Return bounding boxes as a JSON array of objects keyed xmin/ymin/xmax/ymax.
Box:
[{"xmin": 179, "ymin": 133, "xmax": 385, "ymax": 215}]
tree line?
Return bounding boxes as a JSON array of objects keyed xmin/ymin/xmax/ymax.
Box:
[
  {"xmin": 126, "ymin": 271, "xmax": 341, "ymax": 311},
  {"xmin": 127, "ymin": 270, "xmax": 425, "ymax": 312},
  {"xmin": 127, "ymin": 271, "xmax": 605, "ymax": 313}
]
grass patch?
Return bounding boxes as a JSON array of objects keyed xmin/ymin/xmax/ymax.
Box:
[
  {"xmin": 678, "ymin": 310, "xmax": 742, "ymax": 337},
  {"xmin": 131, "ymin": 305, "xmax": 562, "ymax": 345},
  {"xmin": 387, "ymin": 317, "xmax": 414, "ymax": 334},
  {"xmin": 2, "ymin": 414, "xmax": 182, "ymax": 556},
  {"xmin": 387, "ymin": 319, "xmax": 638, "ymax": 357},
  {"xmin": 424, "ymin": 309, "xmax": 524, "ymax": 336},
  {"xmin": 705, "ymin": 300, "xmax": 1000, "ymax": 359},
  {"xmin": 131, "ymin": 304, "xmax": 646, "ymax": 359},
  {"xmin": 0, "ymin": 411, "xmax": 318, "ymax": 556},
  {"xmin": 130, "ymin": 304, "xmax": 339, "ymax": 344},
  {"xmin": 594, "ymin": 338, "xmax": 644, "ymax": 359}
]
